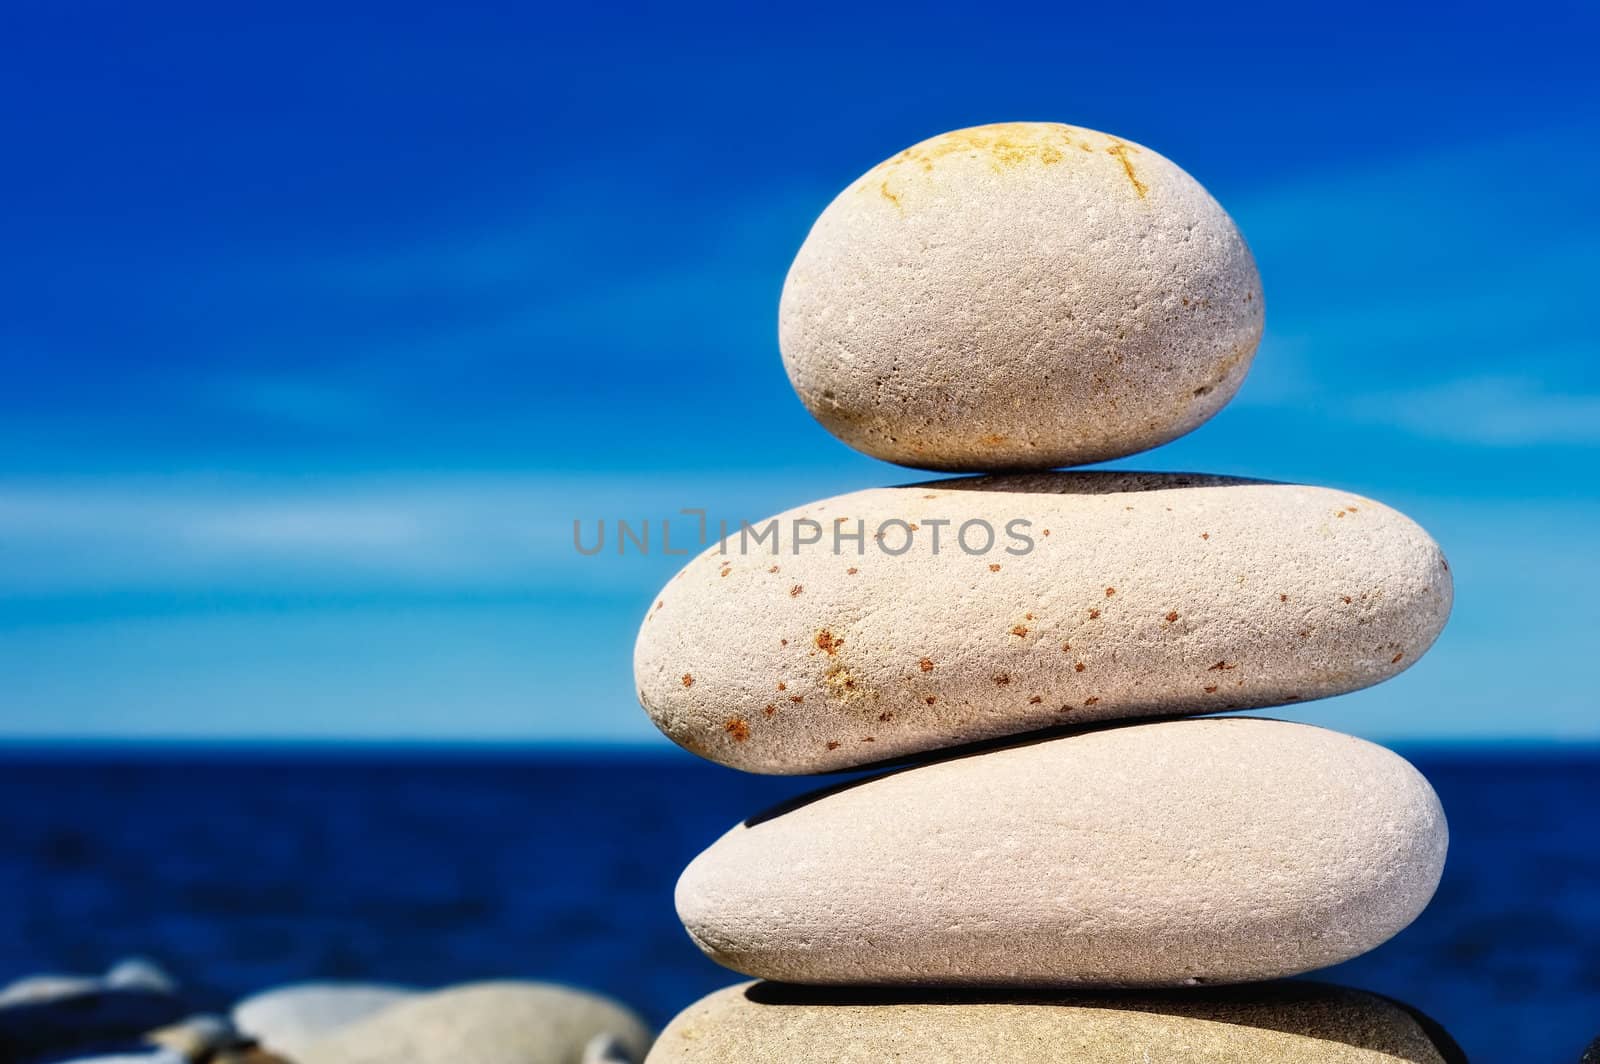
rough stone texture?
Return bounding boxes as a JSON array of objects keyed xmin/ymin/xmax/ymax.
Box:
[
  {"xmin": 645, "ymin": 982, "xmax": 1464, "ymax": 1063},
  {"xmin": 232, "ymin": 983, "xmax": 415, "ymax": 1055},
  {"xmin": 676, "ymin": 718, "xmax": 1447, "ymax": 986},
  {"xmin": 296, "ymin": 982, "xmax": 652, "ymax": 1064},
  {"xmin": 635, "ymin": 473, "xmax": 1452, "ymax": 773},
  {"xmin": 779, "ymin": 121, "xmax": 1263, "ymax": 472}
]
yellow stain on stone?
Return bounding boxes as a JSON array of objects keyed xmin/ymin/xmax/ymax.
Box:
[{"xmin": 862, "ymin": 122, "xmax": 1099, "ymax": 209}]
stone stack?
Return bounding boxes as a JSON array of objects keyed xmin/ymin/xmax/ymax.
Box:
[{"xmin": 637, "ymin": 123, "xmax": 1462, "ymax": 1061}]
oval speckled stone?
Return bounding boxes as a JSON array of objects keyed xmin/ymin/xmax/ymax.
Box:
[
  {"xmin": 675, "ymin": 718, "xmax": 1447, "ymax": 986},
  {"xmin": 295, "ymin": 983, "xmax": 652, "ymax": 1064},
  {"xmin": 634, "ymin": 473, "xmax": 1451, "ymax": 774},
  {"xmin": 646, "ymin": 982, "xmax": 1464, "ymax": 1064},
  {"xmin": 779, "ymin": 122, "xmax": 1263, "ymax": 471}
]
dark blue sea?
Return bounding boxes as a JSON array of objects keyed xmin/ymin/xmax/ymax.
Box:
[{"xmin": 0, "ymin": 744, "xmax": 1594, "ymax": 1061}]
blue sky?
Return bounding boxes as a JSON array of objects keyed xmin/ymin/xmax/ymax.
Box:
[{"xmin": 1, "ymin": 2, "xmax": 1596, "ymax": 742}]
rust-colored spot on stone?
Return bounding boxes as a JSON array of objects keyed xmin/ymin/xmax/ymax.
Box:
[
  {"xmin": 981, "ymin": 433, "xmax": 1008, "ymax": 446},
  {"xmin": 879, "ymin": 181, "xmax": 903, "ymax": 210},
  {"xmin": 1061, "ymin": 642, "xmax": 1072, "ymax": 652},
  {"xmin": 790, "ymin": 695, "xmax": 804, "ymax": 703},
  {"xmin": 724, "ymin": 718, "xmax": 750, "ymax": 742},
  {"xmin": 871, "ymin": 123, "xmax": 1079, "ymax": 180},
  {"xmin": 826, "ymin": 740, "xmax": 841, "ymax": 751},
  {"xmin": 925, "ymin": 695, "xmax": 937, "ymax": 705},
  {"xmin": 681, "ymin": 673, "xmax": 695, "ymax": 688},
  {"xmin": 993, "ymin": 672, "xmax": 1011, "ymax": 686},
  {"xmin": 768, "ymin": 565, "xmax": 780, "ymax": 574},
  {"xmin": 1105, "ymin": 587, "xmax": 1116, "ymax": 597},
  {"xmin": 764, "ymin": 704, "xmax": 777, "ymax": 717},
  {"xmin": 824, "ymin": 664, "xmax": 859, "ymax": 694},
  {"xmin": 719, "ymin": 567, "xmax": 731, "ymax": 578},
  {"xmin": 1105, "ymin": 140, "xmax": 1148, "ymax": 198},
  {"xmin": 1165, "ymin": 611, "xmax": 1180, "ymax": 622},
  {"xmin": 790, "ymin": 584, "xmax": 804, "ymax": 597},
  {"xmin": 1208, "ymin": 661, "xmax": 1237, "ymax": 671},
  {"xmin": 1011, "ymin": 624, "xmax": 1029, "ymax": 638},
  {"xmin": 989, "ymin": 563, "xmax": 1002, "ymax": 573},
  {"xmin": 1342, "ymin": 596, "xmax": 1353, "ymax": 605},
  {"xmin": 878, "ymin": 710, "xmax": 894, "ymax": 722},
  {"xmin": 1029, "ymin": 695, "xmax": 1043, "ymax": 704},
  {"xmin": 777, "ymin": 681, "xmax": 786, "ymax": 691},
  {"xmin": 847, "ymin": 567, "xmax": 859, "ymax": 575},
  {"xmin": 1083, "ymin": 696, "xmax": 1100, "ymax": 706},
  {"xmin": 1392, "ymin": 651, "xmax": 1405, "ymax": 664},
  {"xmin": 860, "ymin": 736, "xmax": 875, "ymax": 743},
  {"xmin": 1204, "ymin": 684, "xmax": 1219, "ymax": 694},
  {"xmin": 1279, "ymin": 593, "xmax": 1289, "ymax": 602},
  {"xmin": 1088, "ymin": 608, "xmax": 1101, "ymax": 620},
  {"xmin": 919, "ymin": 657, "xmax": 935, "ymax": 672},
  {"xmin": 815, "ymin": 629, "xmax": 843, "ymax": 655}
]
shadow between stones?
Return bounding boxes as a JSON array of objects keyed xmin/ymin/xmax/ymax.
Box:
[
  {"xmin": 897, "ymin": 470, "xmax": 1274, "ymax": 495},
  {"xmin": 741, "ymin": 714, "xmax": 1292, "ymax": 828},
  {"xmin": 741, "ymin": 980, "xmax": 1467, "ymax": 1062}
]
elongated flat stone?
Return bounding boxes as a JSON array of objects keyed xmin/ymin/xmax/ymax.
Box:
[
  {"xmin": 645, "ymin": 982, "xmax": 1464, "ymax": 1063},
  {"xmin": 635, "ymin": 473, "xmax": 1451, "ymax": 773},
  {"xmin": 676, "ymin": 718, "xmax": 1447, "ymax": 986}
]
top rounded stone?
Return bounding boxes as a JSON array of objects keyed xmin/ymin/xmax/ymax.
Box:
[{"xmin": 779, "ymin": 122, "xmax": 1263, "ymax": 471}]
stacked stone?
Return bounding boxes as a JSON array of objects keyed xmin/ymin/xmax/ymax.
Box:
[{"xmin": 638, "ymin": 123, "xmax": 1461, "ymax": 1062}]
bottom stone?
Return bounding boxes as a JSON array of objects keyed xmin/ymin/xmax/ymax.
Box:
[{"xmin": 647, "ymin": 982, "xmax": 1465, "ymax": 1064}]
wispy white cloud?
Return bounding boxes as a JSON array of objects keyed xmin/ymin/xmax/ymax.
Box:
[
  {"xmin": 1347, "ymin": 375, "xmax": 1600, "ymax": 447},
  {"xmin": 0, "ymin": 469, "xmax": 867, "ymax": 596}
]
